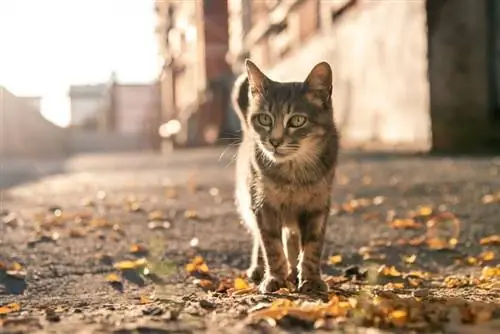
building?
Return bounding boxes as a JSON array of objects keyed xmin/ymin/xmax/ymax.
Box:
[
  {"xmin": 154, "ymin": 0, "xmax": 236, "ymax": 147},
  {"xmin": 111, "ymin": 82, "xmax": 161, "ymax": 149},
  {"xmin": 68, "ymin": 83, "xmax": 112, "ymax": 132},
  {"xmin": 228, "ymin": 0, "xmax": 500, "ymax": 152},
  {"xmin": 18, "ymin": 96, "xmax": 42, "ymax": 113},
  {"xmin": 67, "ymin": 78, "xmax": 159, "ymax": 153},
  {"xmin": 0, "ymin": 86, "xmax": 66, "ymax": 157}
]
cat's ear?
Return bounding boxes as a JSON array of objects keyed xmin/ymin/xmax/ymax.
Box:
[
  {"xmin": 304, "ymin": 62, "xmax": 332, "ymax": 107},
  {"xmin": 245, "ymin": 59, "xmax": 269, "ymax": 97}
]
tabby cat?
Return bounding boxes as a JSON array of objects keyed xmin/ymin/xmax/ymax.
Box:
[{"xmin": 232, "ymin": 60, "xmax": 339, "ymax": 294}]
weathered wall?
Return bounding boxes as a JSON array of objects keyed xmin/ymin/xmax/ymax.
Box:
[
  {"xmin": 0, "ymin": 87, "xmax": 67, "ymax": 158},
  {"xmin": 266, "ymin": 1, "xmax": 431, "ymax": 150},
  {"xmin": 427, "ymin": 0, "xmax": 493, "ymax": 151}
]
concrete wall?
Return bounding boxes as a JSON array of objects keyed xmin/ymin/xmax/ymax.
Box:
[
  {"xmin": 266, "ymin": 1, "xmax": 431, "ymax": 150},
  {"xmin": 0, "ymin": 87, "xmax": 67, "ymax": 158}
]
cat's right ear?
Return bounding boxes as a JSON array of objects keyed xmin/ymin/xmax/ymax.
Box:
[{"xmin": 245, "ymin": 59, "xmax": 269, "ymax": 97}]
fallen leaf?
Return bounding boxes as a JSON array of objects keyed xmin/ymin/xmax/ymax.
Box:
[
  {"xmin": 389, "ymin": 218, "xmax": 422, "ymax": 229},
  {"xmin": 69, "ymin": 228, "xmax": 87, "ymax": 238},
  {"xmin": 0, "ymin": 303, "xmax": 20, "ymax": 315},
  {"xmin": 148, "ymin": 211, "xmax": 164, "ymax": 221},
  {"xmin": 184, "ymin": 210, "xmax": 198, "ymax": 219},
  {"xmin": 480, "ymin": 235, "xmax": 500, "ymax": 245},
  {"xmin": 378, "ymin": 265, "xmax": 402, "ymax": 277},
  {"xmin": 234, "ymin": 277, "xmax": 250, "ymax": 290},
  {"xmin": 328, "ymin": 255, "xmax": 343, "ymax": 265},
  {"xmin": 402, "ymin": 254, "xmax": 416, "ymax": 264},
  {"xmin": 105, "ymin": 273, "xmax": 121, "ymax": 282},
  {"xmin": 479, "ymin": 251, "xmax": 495, "ymax": 262},
  {"xmin": 140, "ymin": 295, "xmax": 153, "ymax": 305},
  {"xmin": 130, "ymin": 244, "xmax": 148, "ymax": 254},
  {"xmin": 389, "ymin": 309, "xmax": 408, "ymax": 327}
]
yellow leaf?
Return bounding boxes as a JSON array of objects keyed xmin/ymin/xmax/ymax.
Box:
[
  {"xmin": 140, "ymin": 295, "xmax": 153, "ymax": 304},
  {"xmin": 465, "ymin": 256, "xmax": 479, "ymax": 266},
  {"xmin": 480, "ymin": 235, "xmax": 500, "ymax": 245},
  {"xmin": 198, "ymin": 263, "xmax": 209, "ymax": 273},
  {"xmin": 402, "ymin": 254, "xmax": 416, "ymax": 264},
  {"xmin": 328, "ymin": 255, "xmax": 343, "ymax": 265},
  {"xmin": 481, "ymin": 266, "xmax": 500, "ymax": 279},
  {"xmin": 234, "ymin": 277, "xmax": 250, "ymax": 290},
  {"xmin": 416, "ymin": 206, "xmax": 433, "ymax": 217},
  {"xmin": 10, "ymin": 262, "xmax": 22, "ymax": 271},
  {"xmin": 384, "ymin": 282, "xmax": 405, "ymax": 290},
  {"xmin": 105, "ymin": 273, "xmax": 121, "ymax": 282},
  {"xmin": 389, "ymin": 218, "xmax": 422, "ymax": 229},
  {"xmin": 0, "ymin": 303, "xmax": 20, "ymax": 315},
  {"xmin": 427, "ymin": 238, "xmax": 449, "ymax": 250},
  {"xmin": 389, "ymin": 309, "xmax": 408, "ymax": 327},
  {"xmin": 113, "ymin": 260, "xmax": 137, "ymax": 270},
  {"xmin": 378, "ymin": 265, "xmax": 402, "ymax": 277},
  {"xmin": 479, "ymin": 251, "xmax": 495, "ymax": 262},
  {"xmin": 185, "ymin": 263, "xmax": 196, "ymax": 273}
]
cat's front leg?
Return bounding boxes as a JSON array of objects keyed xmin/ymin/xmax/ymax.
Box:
[
  {"xmin": 257, "ymin": 204, "xmax": 289, "ymax": 293},
  {"xmin": 246, "ymin": 231, "xmax": 264, "ymax": 284},
  {"xmin": 297, "ymin": 208, "xmax": 329, "ymax": 294}
]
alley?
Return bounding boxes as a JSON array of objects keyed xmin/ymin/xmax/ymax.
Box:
[{"xmin": 1, "ymin": 149, "xmax": 500, "ymax": 333}]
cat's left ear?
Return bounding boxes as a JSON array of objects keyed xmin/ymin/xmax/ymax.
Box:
[{"xmin": 303, "ymin": 62, "xmax": 332, "ymax": 107}]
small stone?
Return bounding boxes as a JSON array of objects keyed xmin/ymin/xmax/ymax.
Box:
[
  {"xmin": 199, "ymin": 299, "xmax": 216, "ymax": 310},
  {"xmin": 142, "ymin": 307, "xmax": 164, "ymax": 316},
  {"xmin": 412, "ymin": 289, "xmax": 430, "ymax": 298}
]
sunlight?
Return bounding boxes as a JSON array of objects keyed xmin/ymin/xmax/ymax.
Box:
[{"xmin": 0, "ymin": 0, "xmax": 159, "ymax": 127}]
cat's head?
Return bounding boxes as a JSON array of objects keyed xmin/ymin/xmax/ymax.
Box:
[{"xmin": 245, "ymin": 59, "xmax": 334, "ymax": 163}]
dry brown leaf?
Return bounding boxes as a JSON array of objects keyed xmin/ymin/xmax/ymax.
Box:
[
  {"xmin": 130, "ymin": 244, "xmax": 147, "ymax": 254},
  {"xmin": 389, "ymin": 218, "xmax": 422, "ymax": 229},
  {"xmin": 69, "ymin": 228, "xmax": 87, "ymax": 238},
  {"xmin": 480, "ymin": 235, "xmax": 500, "ymax": 245},
  {"xmin": 328, "ymin": 255, "xmax": 343, "ymax": 265}
]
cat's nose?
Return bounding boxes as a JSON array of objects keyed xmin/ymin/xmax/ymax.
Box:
[{"xmin": 269, "ymin": 138, "xmax": 283, "ymax": 148}]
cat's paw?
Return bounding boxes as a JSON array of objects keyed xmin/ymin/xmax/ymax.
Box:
[
  {"xmin": 298, "ymin": 278, "xmax": 328, "ymax": 295},
  {"xmin": 287, "ymin": 269, "xmax": 299, "ymax": 287},
  {"xmin": 259, "ymin": 275, "xmax": 287, "ymax": 293},
  {"xmin": 247, "ymin": 266, "xmax": 264, "ymax": 284}
]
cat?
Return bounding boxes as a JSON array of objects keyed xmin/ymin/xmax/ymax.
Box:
[{"xmin": 231, "ymin": 59, "xmax": 339, "ymax": 294}]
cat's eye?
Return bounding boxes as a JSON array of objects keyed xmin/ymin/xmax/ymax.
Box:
[
  {"xmin": 288, "ymin": 115, "xmax": 307, "ymax": 128},
  {"xmin": 256, "ymin": 113, "xmax": 273, "ymax": 126}
]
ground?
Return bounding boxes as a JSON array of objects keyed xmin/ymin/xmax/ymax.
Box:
[{"xmin": 1, "ymin": 148, "xmax": 500, "ymax": 333}]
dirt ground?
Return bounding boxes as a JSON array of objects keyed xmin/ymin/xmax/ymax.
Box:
[{"xmin": 1, "ymin": 148, "xmax": 500, "ymax": 333}]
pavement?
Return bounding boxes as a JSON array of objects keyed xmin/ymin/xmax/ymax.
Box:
[{"xmin": 1, "ymin": 148, "xmax": 500, "ymax": 333}]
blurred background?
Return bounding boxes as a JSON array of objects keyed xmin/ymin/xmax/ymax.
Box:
[{"xmin": 1, "ymin": 0, "xmax": 500, "ymax": 159}]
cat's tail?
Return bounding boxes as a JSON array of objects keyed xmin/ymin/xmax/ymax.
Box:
[{"xmin": 231, "ymin": 72, "xmax": 250, "ymax": 129}]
